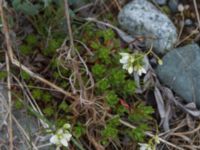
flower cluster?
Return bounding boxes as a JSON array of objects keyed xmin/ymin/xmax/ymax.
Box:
[
  {"xmin": 50, "ymin": 123, "xmax": 72, "ymax": 149},
  {"xmin": 119, "ymin": 52, "xmax": 147, "ymax": 76},
  {"xmin": 138, "ymin": 135, "xmax": 160, "ymax": 150}
]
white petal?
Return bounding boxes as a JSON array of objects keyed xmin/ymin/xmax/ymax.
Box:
[
  {"xmin": 141, "ymin": 68, "xmax": 146, "ymax": 74},
  {"xmin": 136, "ymin": 67, "xmax": 146, "ymax": 76},
  {"xmin": 139, "ymin": 143, "xmax": 150, "ymax": 150},
  {"xmin": 137, "ymin": 69, "xmax": 142, "ymax": 76},
  {"xmin": 60, "ymin": 139, "xmax": 69, "ymax": 147},
  {"xmin": 63, "ymin": 133, "xmax": 72, "ymax": 141},
  {"xmin": 57, "ymin": 129, "xmax": 64, "ymax": 135},
  {"xmin": 119, "ymin": 52, "xmax": 129, "ymax": 57},
  {"xmin": 120, "ymin": 56, "xmax": 129, "ymax": 64},
  {"xmin": 128, "ymin": 66, "xmax": 133, "ymax": 74},
  {"xmin": 50, "ymin": 135, "xmax": 60, "ymax": 145},
  {"xmin": 122, "ymin": 64, "xmax": 128, "ymax": 69}
]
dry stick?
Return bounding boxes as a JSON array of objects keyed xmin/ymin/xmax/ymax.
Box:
[
  {"xmin": 0, "ymin": 0, "xmax": 13, "ymax": 61},
  {"xmin": 64, "ymin": 0, "xmax": 87, "ymax": 103},
  {"xmin": 12, "ymin": 59, "xmax": 76, "ymax": 100},
  {"xmin": 64, "ymin": 0, "xmax": 75, "ymax": 55},
  {"xmin": 177, "ymin": 12, "xmax": 185, "ymax": 43},
  {"xmin": 0, "ymin": 2, "xmax": 76, "ymax": 101},
  {"xmin": 5, "ymin": 52, "xmax": 13, "ymax": 150},
  {"xmin": 193, "ymin": 0, "xmax": 200, "ymax": 29},
  {"xmin": 113, "ymin": 0, "xmax": 121, "ymax": 11},
  {"xmin": 175, "ymin": 28, "xmax": 199, "ymax": 47}
]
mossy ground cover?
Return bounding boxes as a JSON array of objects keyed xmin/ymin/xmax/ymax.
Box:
[{"xmin": 2, "ymin": 0, "xmax": 199, "ymax": 149}]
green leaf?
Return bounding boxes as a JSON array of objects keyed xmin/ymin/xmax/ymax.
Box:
[
  {"xmin": 19, "ymin": 44, "xmax": 32, "ymax": 55},
  {"xmin": 128, "ymin": 103, "xmax": 154, "ymax": 122},
  {"xmin": 32, "ymin": 89, "xmax": 42, "ymax": 100},
  {"xmin": 98, "ymin": 47, "xmax": 110, "ymax": 63},
  {"xmin": 102, "ymin": 126, "xmax": 118, "ymax": 139},
  {"xmin": 92, "ymin": 64, "xmax": 106, "ymax": 78},
  {"xmin": 73, "ymin": 123, "xmax": 86, "ymax": 138},
  {"xmin": 43, "ymin": 39, "xmax": 60, "ymax": 56},
  {"xmin": 43, "ymin": 107, "xmax": 54, "ymax": 117},
  {"xmin": 42, "ymin": 93, "xmax": 52, "ymax": 102},
  {"xmin": 90, "ymin": 41, "xmax": 100, "ymax": 50},
  {"xmin": 25, "ymin": 34, "xmax": 37, "ymax": 46},
  {"xmin": 123, "ymin": 80, "xmax": 136, "ymax": 94},
  {"xmin": 0, "ymin": 71, "xmax": 7, "ymax": 79},
  {"xmin": 109, "ymin": 69, "xmax": 125, "ymax": 86},
  {"xmin": 129, "ymin": 128, "xmax": 144, "ymax": 142},
  {"xmin": 117, "ymin": 105, "xmax": 129, "ymax": 115},
  {"xmin": 21, "ymin": 71, "xmax": 31, "ymax": 81},
  {"xmin": 105, "ymin": 91, "xmax": 119, "ymax": 106},
  {"xmin": 59, "ymin": 101, "xmax": 69, "ymax": 112},
  {"xmin": 103, "ymin": 29, "xmax": 115, "ymax": 41},
  {"xmin": 97, "ymin": 79, "xmax": 110, "ymax": 91},
  {"xmin": 15, "ymin": 99, "xmax": 24, "ymax": 109},
  {"xmin": 107, "ymin": 115, "xmax": 120, "ymax": 127}
]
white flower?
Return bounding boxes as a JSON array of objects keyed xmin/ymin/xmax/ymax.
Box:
[
  {"xmin": 119, "ymin": 53, "xmax": 135, "ymax": 74},
  {"xmin": 119, "ymin": 53, "xmax": 130, "ymax": 64},
  {"xmin": 134, "ymin": 66, "xmax": 146, "ymax": 76},
  {"xmin": 128, "ymin": 65, "xmax": 134, "ymax": 74},
  {"xmin": 50, "ymin": 123, "xmax": 72, "ymax": 148},
  {"xmin": 119, "ymin": 52, "xmax": 147, "ymax": 75},
  {"xmin": 139, "ymin": 143, "xmax": 152, "ymax": 150}
]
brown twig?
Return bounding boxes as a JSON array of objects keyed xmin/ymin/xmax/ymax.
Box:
[
  {"xmin": 113, "ymin": 0, "xmax": 121, "ymax": 11},
  {"xmin": 63, "ymin": 0, "xmax": 88, "ymax": 104},
  {"xmin": 5, "ymin": 52, "xmax": 13, "ymax": 150},
  {"xmin": 64, "ymin": 0, "xmax": 75, "ymax": 56}
]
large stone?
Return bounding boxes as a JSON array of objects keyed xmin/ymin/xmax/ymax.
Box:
[
  {"xmin": 156, "ymin": 44, "xmax": 200, "ymax": 107},
  {"xmin": 118, "ymin": 0, "xmax": 177, "ymax": 54},
  {"xmin": 0, "ymin": 85, "xmax": 52, "ymax": 149}
]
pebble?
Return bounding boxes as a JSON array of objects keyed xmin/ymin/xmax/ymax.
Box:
[
  {"xmin": 118, "ymin": 0, "xmax": 177, "ymax": 54},
  {"xmin": 168, "ymin": 0, "xmax": 179, "ymax": 13},
  {"xmin": 184, "ymin": 19, "xmax": 193, "ymax": 26}
]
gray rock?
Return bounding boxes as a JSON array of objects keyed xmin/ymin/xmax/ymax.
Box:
[
  {"xmin": 156, "ymin": 44, "xmax": 200, "ymax": 107},
  {"xmin": 168, "ymin": 0, "xmax": 179, "ymax": 13},
  {"xmin": 118, "ymin": 0, "xmax": 177, "ymax": 54},
  {"xmin": 0, "ymin": 85, "xmax": 52, "ymax": 149},
  {"xmin": 155, "ymin": 0, "xmax": 167, "ymax": 5}
]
